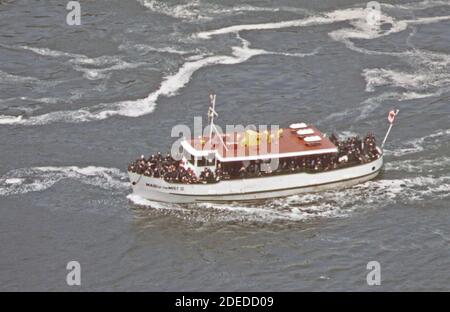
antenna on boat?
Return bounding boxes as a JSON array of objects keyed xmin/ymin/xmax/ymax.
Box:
[
  {"xmin": 381, "ymin": 109, "xmax": 399, "ymax": 148},
  {"xmin": 208, "ymin": 94, "xmax": 228, "ymax": 150}
]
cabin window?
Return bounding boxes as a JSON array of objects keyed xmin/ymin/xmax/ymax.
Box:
[
  {"xmin": 197, "ymin": 154, "xmax": 215, "ymax": 167},
  {"xmin": 197, "ymin": 157, "xmax": 206, "ymax": 166},
  {"xmin": 207, "ymin": 153, "xmax": 215, "ymax": 166}
]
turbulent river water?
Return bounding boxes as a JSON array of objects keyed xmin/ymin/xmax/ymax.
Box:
[{"xmin": 0, "ymin": 0, "xmax": 449, "ymax": 291}]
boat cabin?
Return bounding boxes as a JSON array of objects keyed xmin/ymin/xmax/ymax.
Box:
[{"xmin": 180, "ymin": 124, "xmax": 338, "ymax": 177}]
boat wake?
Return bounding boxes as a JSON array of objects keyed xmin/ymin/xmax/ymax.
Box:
[
  {"xmin": 0, "ymin": 166, "xmax": 129, "ymax": 197},
  {"xmin": 1, "ymin": 155, "xmax": 447, "ymax": 224},
  {"xmin": 385, "ymin": 156, "xmax": 450, "ymax": 174},
  {"xmin": 127, "ymin": 171, "xmax": 450, "ymax": 224}
]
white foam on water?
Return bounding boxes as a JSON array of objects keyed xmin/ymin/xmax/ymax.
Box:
[
  {"xmin": 0, "ymin": 114, "xmax": 23, "ymax": 124},
  {"xmin": 72, "ymin": 60, "xmax": 146, "ymax": 80},
  {"xmin": 19, "ymin": 45, "xmax": 146, "ymax": 81},
  {"xmin": 0, "ymin": 96, "xmax": 81, "ymax": 118},
  {"xmin": 3, "ymin": 3, "xmax": 447, "ymax": 128},
  {"xmin": 0, "ymin": 69, "xmax": 63, "ymax": 93},
  {"xmin": 329, "ymin": 8, "xmax": 450, "ymax": 46},
  {"xmin": 382, "ymin": 0, "xmax": 450, "ymax": 10},
  {"xmin": 20, "ymin": 45, "xmax": 139, "ymax": 69},
  {"xmin": 364, "ymin": 176, "xmax": 450, "ymax": 201},
  {"xmin": 196, "ymin": 9, "xmax": 347, "ymax": 39},
  {"xmin": 349, "ymin": 49, "xmax": 450, "ymax": 119},
  {"xmin": 184, "ymin": 2, "xmax": 447, "ymax": 116},
  {"xmin": 138, "ymin": 0, "xmax": 211, "ymax": 20},
  {"xmin": 191, "ymin": 1, "xmax": 450, "ymax": 55},
  {"xmin": 4, "ymin": 178, "xmax": 23, "ymax": 185},
  {"xmin": 137, "ymin": 0, "xmax": 303, "ymax": 21},
  {"xmin": 193, "ymin": 2, "xmax": 450, "ymax": 122},
  {"xmin": 385, "ymin": 156, "xmax": 450, "ymax": 173},
  {"xmin": 343, "ymin": 175, "xmax": 450, "ymax": 204},
  {"xmin": 329, "ymin": 9, "xmax": 450, "ymax": 106},
  {"xmin": 329, "ymin": 12, "xmax": 408, "ymax": 42},
  {"xmin": 23, "ymin": 97, "xmax": 61, "ymax": 104},
  {"xmin": 0, "ymin": 166, "xmax": 129, "ymax": 196},
  {"xmin": 185, "ymin": 53, "xmax": 213, "ymax": 61},
  {"xmin": 127, "ymin": 194, "xmax": 192, "ymax": 213},
  {"xmin": 236, "ymin": 33, "xmax": 319, "ymax": 59},
  {"xmin": 0, "ymin": 69, "xmax": 39, "ymax": 84},
  {"xmin": 334, "ymin": 64, "xmax": 448, "ymax": 122},
  {"xmin": 399, "ymin": 91, "xmax": 441, "ymax": 100},
  {"xmin": 362, "ymin": 53, "xmax": 450, "ymax": 93},
  {"xmin": 358, "ymin": 92, "xmax": 399, "ymax": 121},
  {"xmin": 363, "ymin": 68, "xmax": 428, "ymax": 92},
  {"xmin": 269, "ymin": 48, "xmax": 320, "ymax": 58},
  {"xmin": 385, "ymin": 128, "xmax": 450, "ymax": 157},
  {"xmin": 1, "ymin": 39, "xmax": 316, "ymax": 126},
  {"xmin": 196, "ymin": 7, "xmax": 409, "ymax": 40},
  {"xmin": 406, "ymin": 15, "xmax": 450, "ymax": 25},
  {"xmin": 20, "ymin": 96, "xmax": 80, "ymax": 105},
  {"xmin": 119, "ymin": 42, "xmax": 198, "ymax": 56},
  {"xmin": 71, "ymin": 56, "xmax": 148, "ymax": 81},
  {"xmin": 19, "ymin": 46, "xmax": 83, "ymax": 58},
  {"xmin": 127, "ymin": 171, "xmax": 449, "ymax": 224},
  {"xmin": 127, "ymin": 194, "xmax": 157, "ymax": 207}
]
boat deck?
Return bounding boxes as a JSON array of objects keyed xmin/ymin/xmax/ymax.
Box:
[{"xmin": 184, "ymin": 125, "xmax": 338, "ymax": 162}]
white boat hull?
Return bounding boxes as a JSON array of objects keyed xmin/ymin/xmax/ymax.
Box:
[{"xmin": 128, "ymin": 156, "xmax": 383, "ymax": 203}]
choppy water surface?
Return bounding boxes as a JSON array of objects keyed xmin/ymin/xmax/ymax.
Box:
[{"xmin": 0, "ymin": 0, "xmax": 449, "ymax": 291}]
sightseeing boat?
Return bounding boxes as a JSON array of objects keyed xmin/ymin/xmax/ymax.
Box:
[{"xmin": 128, "ymin": 96, "xmax": 398, "ymax": 203}]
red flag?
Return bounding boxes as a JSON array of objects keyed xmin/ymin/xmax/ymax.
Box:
[{"xmin": 388, "ymin": 109, "xmax": 399, "ymax": 123}]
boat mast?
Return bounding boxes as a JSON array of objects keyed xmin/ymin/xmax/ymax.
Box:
[
  {"xmin": 208, "ymin": 94, "xmax": 228, "ymax": 150},
  {"xmin": 208, "ymin": 94, "xmax": 217, "ymax": 140}
]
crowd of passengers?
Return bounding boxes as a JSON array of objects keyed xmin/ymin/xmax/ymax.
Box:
[
  {"xmin": 331, "ymin": 132, "xmax": 379, "ymax": 163},
  {"xmin": 127, "ymin": 152, "xmax": 209, "ymax": 184},
  {"xmin": 128, "ymin": 133, "xmax": 381, "ymax": 184}
]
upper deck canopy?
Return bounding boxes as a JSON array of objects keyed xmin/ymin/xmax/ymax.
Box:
[{"xmin": 181, "ymin": 125, "xmax": 338, "ymax": 162}]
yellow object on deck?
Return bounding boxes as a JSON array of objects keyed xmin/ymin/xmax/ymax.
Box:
[
  {"xmin": 240, "ymin": 129, "xmax": 282, "ymax": 147},
  {"xmin": 241, "ymin": 129, "xmax": 260, "ymax": 147}
]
